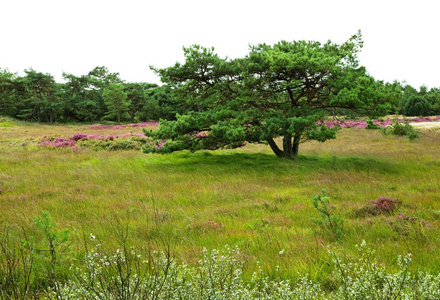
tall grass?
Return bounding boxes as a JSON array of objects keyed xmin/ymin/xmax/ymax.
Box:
[{"xmin": 1, "ymin": 119, "xmax": 440, "ymax": 295}]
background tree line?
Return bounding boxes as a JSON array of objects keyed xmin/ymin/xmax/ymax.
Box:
[
  {"xmin": 1, "ymin": 66, "xmax": 439, "ymax": 124},
  {"xmin": 0, "ymin": 66, "xmax": 189, "ymax": 123}
]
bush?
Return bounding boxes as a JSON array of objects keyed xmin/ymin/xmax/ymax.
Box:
[
  {"xmin": 373, "ymin": 196, "xmax": 400, "ymax": 214},
  {"xmin": 3, "ymin": 225, "xmax": 440, "ymax": 299},
  {"xmin": 365, "ymin": 118, "xmax": 380, "ymax": 130},
  {"xmin": 403, "ymin": 95, "xmax": 432, "ymax": 116},
  {"xmin": 381, "ymin": 119, "xmax": 419, "ymax": 141},
  {"xmin": 356, "ymin": 196, "xmax": 400, "ymax": 217},
  {"xmin": 76, "ymin": 136, "xmax": 149, "ymax": 150},
  {"xmin": 57, "ymin": 241, "xmax": 440, "ymax": 299}
]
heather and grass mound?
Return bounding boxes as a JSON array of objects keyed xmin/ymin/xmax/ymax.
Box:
[{"xmin": 38, "ymin": 132, "xmax": 150, "ymax": 150}]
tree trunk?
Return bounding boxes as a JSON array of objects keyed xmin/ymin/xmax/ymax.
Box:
[
  {"xmin": 267, "ymin": 134, "xmax": 300, "ymax": 160},
  {"xmin": 283, "ymin": 133, "xmax": 293, "ymax": 159},
  {"xmin": 292, "ymin": 134, "xmax": 300, "ymax": 158},
  {"xmin": 267, "ymin": 138, "xmax": 283, "ymax": 158}
]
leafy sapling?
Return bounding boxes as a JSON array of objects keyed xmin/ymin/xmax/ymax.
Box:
[
  {"xmin": 33, "ymin": 212, "xmax": 70, "ymax": 297},
  {"xmin": 312, "ymin": 189, "xmax": 344, "ymax": 239}
]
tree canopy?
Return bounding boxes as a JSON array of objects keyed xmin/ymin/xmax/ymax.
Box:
[
  {"xmin": 0, "ymin": 66, "xmax": 189, "ymax": 123},
  {"xmin": 143, "ymin": 32, "xmax": 392, "ymax": 159}
]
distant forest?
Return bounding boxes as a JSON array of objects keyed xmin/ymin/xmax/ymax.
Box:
[{"xmin": 0, "ymin": 66, "xmax": 439, "ymax": 123}]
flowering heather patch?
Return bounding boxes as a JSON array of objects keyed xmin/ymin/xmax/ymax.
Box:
[
  {"xmin": 39, "ymin": 132, "xmax": 148, "ymax": 149},
  {"xmin": 154, "ymin": 139, "xmax": 166, "ymax": 149},
  {"xmin": 39, "ymin": 136, "xmax": 78, "ymax": 149},
  {"xmin": 373, "ymin": 196, "xmax": 399, "ymax": 214},
  {"xmin": 89, "ymin": 122, "xmax": 159, "ymax": 130},
  {"xmin": 409, "ymin": 116, "xmax": 440, "ymax": 122},
  {"xmin": 355, "ymin": 196, "xmax": 401, "ymax": 218},
  {"xmin": 195, "ymin": 132, "xmax": 207, "ymax": 138},
  {"xmin": 320, "ymin": 118, "xmax": 394, "ymax": 129},
  {"xmin": 72, "ymin": 132, "xmax": 146, "ymax": 141},
  {"xmin": 320, "ymin": 116, "xmax": 440, "ymax": 130}
]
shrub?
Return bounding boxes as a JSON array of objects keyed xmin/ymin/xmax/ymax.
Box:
[
  {"xmin": 355, "ymin": 196, "xmax": 400, "ymax": 217},
  {"xmin": 57, "ymin": 241, "xmax": 440, "ymax": 299},
  {"xmin": 39, "ymin": 133, "xmax": 151, "ymax": 150},
  {"xmin": 373, "ymin": 196, "xmax": 400, "ymax": 214},
  {"xmin": 77, "ymin": 136, "xmax": 149, "ymax": 150},
  {"xmin": 403, "ymin": 95, "xmax": 432, "ymax": 116},
  {"xmin": 365, "ymin": 118, "xmax": 380, "ymax": 129},
  {"xmin": 312, "ymin": 189, "xmax": 344, "ymax": 239},
  {"xmin": 381, "ymin": 119, "xmax": 419, "ymax": 141},
  {"xmin": 3, "ymin": 228, "xmax": 440, "ymax": 299},
  {"xmin": 0, "ymin": 120, "xmax": 14, "ymax": 127}
]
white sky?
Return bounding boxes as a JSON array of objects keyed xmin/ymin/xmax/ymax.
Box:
[{"xmin": 1, "ymin": 0, "xmax": 439, "ymax": 89}]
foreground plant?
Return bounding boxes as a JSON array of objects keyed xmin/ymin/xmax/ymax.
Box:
[
  {"xmin": 2, "ymin": 224, "xmax": 440, "ymax": 299},
  {"xmin": 53, "ymin": 241, "xmax": 440, "ymax": 299}
]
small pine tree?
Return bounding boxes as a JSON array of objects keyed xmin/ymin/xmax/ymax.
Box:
[{"xmin": 102, "ymin": 83, "xmax": 130, "ymax": 124}]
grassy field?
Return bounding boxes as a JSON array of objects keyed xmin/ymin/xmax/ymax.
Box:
[{"xmin": 1, "ymin": 118, "xmax": 440, "ymax": 286}]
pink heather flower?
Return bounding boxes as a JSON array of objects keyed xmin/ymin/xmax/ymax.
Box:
[
  {"xmin": 195, "ymin": 132, "xmax": 207, "ymax": 138},
  {"xmin": 90, "ymin": 122, "xmax": 159, "ymax": 130},
  {"xmin": 38, "ymin": 137, "xmax": 76, "ymax": 149},
  {"xmin": 315, "ymin": 116, "xmax": 440, "ymax": 130},
  {"xmin": 72, "ymin": 133, "xmax": 88, "ymax": 141},
  {"xmin": 373, "ymin": 196, "xmax": 398, "ymax": 213},
  {"xmin": 154, "ymin": 140, "xmax": 166, "ymax": 149}
]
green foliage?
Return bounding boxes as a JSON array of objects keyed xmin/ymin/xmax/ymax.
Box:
[
  {"xmin": 32, "ymin": 212, "xmax": 70, "ymax": 295},
  {"xmin": 18, "ymin": 69, "xmax": 58, "ymax": 123},
  {"xmin": 0, "ymin": 212, "xmax": 71, "ymax": 298},
  {"xmin": 396, "ymin": 84, "xmax": 440, "ymax": 116},
  {"xmin": 0, "ymin": 120, "xmax": 14, "ymax": 128},
  {"xmin": 0, "ymin": 69, "xmax": 20, "ymax": 118},
  {"xmin": 403, "ymin": 95, "xmax": 432, "ymax": 116},
  {"xmin": 3, "ymin": 234, "xmax": 440, "ymax": 299},
  {"xmin": 1, "ymin": 66, "xmax": 176, "ymax": 123},
  {"xmin": 141, "ymin": 84, "xmax": 190, "ymax": 121},
  {"xmin": 246, "ymin": 219, "xmax": 270, "ymax": 231},
  {"xmin": 125, "ymin": 82, "xmax": 147, "ymax": 122},
  {"xmin": 328, "ymin": 241, "xmax": 426, "ymax": 300},
  {"xmin": 381, "ymin": 119, "xmax": 419, "ymax": 140},
  {"xmin": 365, "ymin": 118, "xmax": 380, "ymax": 129},
  {"xmin": 102, "ymin": 83, "xmax": 130, "ymax": 124},
  {"xmin": 312, "ymin": 189, "xmax": 344, "ymax": 239},
  {"xmin": 77, "ymin": 136, "xmax": 149, "ymax": 150}
]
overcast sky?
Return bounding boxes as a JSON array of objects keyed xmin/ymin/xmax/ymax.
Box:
[{"xmin": 1, "ymin": 0, "xmax": 439, "ymax": 89}]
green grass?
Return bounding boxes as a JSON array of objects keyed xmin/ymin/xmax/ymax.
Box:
[{"xmin": 1, "ymin": 118, "xmax": 440, "ymax": 284}]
